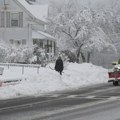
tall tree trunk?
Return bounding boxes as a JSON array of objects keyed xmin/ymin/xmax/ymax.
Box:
[
  {"xmin": 76, "ymin": 44, "xmax": 83, "ymax": 63},
  {"xmin": 76, "ymin": 50, "xmax": 80, "ymax": 63},
  {"xmin": 81, "ymin": 52, "xmax": 86, "ymax": 62},
  {"xmin": 87, "ymin": 52, "xmax": 91, "ymax": 63}
]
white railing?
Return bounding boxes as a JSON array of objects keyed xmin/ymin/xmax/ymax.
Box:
[{"xmin": 0, "ymin": 63, "xmax": 41, "ymax": 74}]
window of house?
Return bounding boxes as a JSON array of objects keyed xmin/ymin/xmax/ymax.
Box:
[
  {"xmin": 14, "ymin": 40, "xmax": 21, "ymax": 46},
  {"xmin": 33, "ymin": 39, "xmax": 38, "ymax": 45},
  {"xmin": 11, "ymin": 13, "xmax": 19, "ymax": 27},
  {"xmin": 39, "ymin": 24, "xmax": 45, "ymax": 30},
  {"xmin": 17, "ymin": 40, "xmax": 21, "ymax": 45},
  {"xmin": 10, "ymin": 39, "xmax": 14, "ymax": 44},
  {"xmin": 6, "ymin": 12, "xmax": 23, "ymax": 28},
  {"xmin": 49, "ymin": 41, "xmax": 52, "ymax": 52},
  {"xmin": 22, "ymin": 39, "xmax": 26, "ymax": 45},
  {"xmin": 40, "ymin": 40, "xmax": 43, "ymax": 48},
  {"xmin": 0, "ymin": 0, "xmax": 10, "ymax": 5},
  {"xmin": 45, "ymin": 45, "xmax": 49, "ymax": 53},
  {"xmin": 10, "ymin": 39, "xmax": 26, "ymax": 46}
]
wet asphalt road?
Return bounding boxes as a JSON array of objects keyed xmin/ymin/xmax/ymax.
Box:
[{"xmin": 0, "ymin": 83, "xmax": 120, "ymax": 120}]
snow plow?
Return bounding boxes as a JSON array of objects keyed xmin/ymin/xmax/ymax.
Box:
[{"xmin": 108, "ymin": 65, "xmax": 120, "ymax": 86}]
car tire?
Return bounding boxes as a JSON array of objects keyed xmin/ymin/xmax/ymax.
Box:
[{"xmin": 113, "ymin": 81, "xmax": 118, "ymax": 86}]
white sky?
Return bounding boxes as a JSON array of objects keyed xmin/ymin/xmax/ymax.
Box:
[
  {"xmin": 38, "ymin": 0, "xmax": 113, "ymax": 10},
  {"xmin": 39, "ymin": 0, "xmax": 109, "ymax": 5}
]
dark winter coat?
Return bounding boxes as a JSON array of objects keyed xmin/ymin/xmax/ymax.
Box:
[{"xmin": 55, "ymin": 57, "xmax": 63, "ymax": 75}]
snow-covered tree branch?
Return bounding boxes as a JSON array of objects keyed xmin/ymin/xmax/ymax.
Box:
[{"xmin": 47, "ymin": 0, "xmax": 119, "ymax": 63}]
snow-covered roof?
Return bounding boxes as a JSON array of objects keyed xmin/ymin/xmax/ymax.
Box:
[
  {"xmin": 15, "ymin": 0, "xmax": 48, "ymax": 23},
  {"xmin": 32, "ymin": 31, "xmax": 46, "ymax": 39},
  {"xmin": 29, "ymin": 5, "xmax": 48, "ymax": 22},
  {"xmin": 38, "ymin": 31, "xmax": 56, "ymax": 40},
  {"xmin": 32, "ymin": 31, "xmax": 56, "ymax": 41}
]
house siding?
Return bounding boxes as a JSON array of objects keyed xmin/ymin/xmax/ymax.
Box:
[
  {"xmin": 0, "ymin": 0, "xmax": 56, "ymax": 56},
  {"xmin": 0, "ymin": 27, "xmax": 28, "ymax": 43},
  {"xmin": 0, "ymin": 0, "xmax": 33, "ymax": 46}
]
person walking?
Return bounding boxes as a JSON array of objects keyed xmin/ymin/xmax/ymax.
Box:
[{"xmin": 55, "ymin": 56, "xmax": 64, "ymax": 75}]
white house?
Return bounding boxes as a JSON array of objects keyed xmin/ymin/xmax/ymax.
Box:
[{"xmin": 0, "ymin": 0, "xmax": 56, "ymax": 56}]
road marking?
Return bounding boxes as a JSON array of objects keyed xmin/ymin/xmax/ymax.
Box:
[
  {"xmin": 66, "ymin": 95, "xmax": 78, "ymax": 98},
  {"xmin": 81, "ymin": 86, "xmax": 120, "ymax": 96},
  {"xmin": 85, "ymin": 96, "xmax": 95, "ymax": 99},
  {"xmin": 32, "ymin": 98, "xmax": 120, "ymax": 120},
  {"xmin": 0, "ymin": 96, "xmax": 68, "ymax": 113},
  {"xmin": 47, "ymin": 94, "xmax": 61, "ymax": 98},
  {"xmin": 1, "ymin": 93, "xmax": 118, "ymax": 114},
  {"xmin": 69, "ymin": 95, "xmax": 120, "ymax": 100},
  {"xmin": 1, "ymin": 84, "xmax": 120, "ymax": 115},
  {"xmin": 109, "ymin": 96, "xmax": 120, "ymax": 100}
]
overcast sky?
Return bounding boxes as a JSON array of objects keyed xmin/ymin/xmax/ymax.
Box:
[
  {"xmin": 38, "ymin": 0, "xmax": 112, "ymax": 9},
  {"xmin": 39, "ymin": 0, "xmax": 109, "ymax": 5}
]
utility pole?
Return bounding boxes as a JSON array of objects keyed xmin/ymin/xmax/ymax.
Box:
[{"xmin": 3, "ymin": 0, "xmax": 8, "ymax": 42}]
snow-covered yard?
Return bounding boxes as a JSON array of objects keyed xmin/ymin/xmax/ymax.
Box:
[{"xmin": 0, "ymin": 63, "xmax": 108, "ymax": 100}]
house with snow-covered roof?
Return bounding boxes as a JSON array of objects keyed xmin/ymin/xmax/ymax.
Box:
[{"xmin": 0, "ymin": 0, "xmax": 56, "ymax": 57}]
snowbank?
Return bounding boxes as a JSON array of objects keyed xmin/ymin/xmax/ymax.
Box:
[{"xmin": 0, "ymin": 63, "xmax": 108, "ymax": 100}]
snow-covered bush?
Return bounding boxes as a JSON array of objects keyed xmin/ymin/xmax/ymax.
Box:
[
  {"xmin": 0, "ymin": 47, "xmax": 7, "ymax": 62},
  {"xmin": 61, "ymin": 50, "xmax": 76, "ymax": 62},
  {"xmin": 5, "ymin": 46, "xmax": 33, "ymax": 63},
  {"xmin": 31, "ymin": 45, "xmax": 49, "ymax": 66},
  {"xmin": 5, "ymin": 45, "xmax": 50, "ymax": 65},
  {"xmin": 22, "ymin": 46, "xmax": 33, "ymax": 63},
  {"xmin": 5, "ymin": 47, "xmax": 21, "ymax": 63},
  {"xmin": 0, "ymin": 40, "xmax": 8, "ymax": 62}
]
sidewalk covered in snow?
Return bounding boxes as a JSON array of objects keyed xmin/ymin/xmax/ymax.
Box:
[{"xmin": 0, "ymin": 63, "xmax": 108, "ymax": 100}]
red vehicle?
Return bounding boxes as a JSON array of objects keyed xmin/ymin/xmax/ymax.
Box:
[{"xmin": 108, "ymin": 65, "xmax": 120, "ymax": 86}]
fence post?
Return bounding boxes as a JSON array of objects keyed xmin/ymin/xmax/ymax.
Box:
[
  {"xmin": 22, "ymin": 66, "xmax": 24, "ymax": 74},
  {"xmin": 37, "ymin": 66, "xmax": 39, "ymax": 74}
]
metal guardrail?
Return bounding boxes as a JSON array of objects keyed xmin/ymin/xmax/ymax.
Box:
[
  {"xmin": 0, "ymin": 63, "xmax": 41, "ymax": 68},
  {"xmin": 0, "ymin": 63, "xmax": 41, "ymax": 74}
]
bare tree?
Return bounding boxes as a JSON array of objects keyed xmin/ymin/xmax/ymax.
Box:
[{"xmin": 47, "ymin": 1, "xmax": 117, "ymax": 63}]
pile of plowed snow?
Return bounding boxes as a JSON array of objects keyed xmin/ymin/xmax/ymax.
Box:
[{"xmin": 0, "ymin": 63, "xmax": 108, "ymax": 99}]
